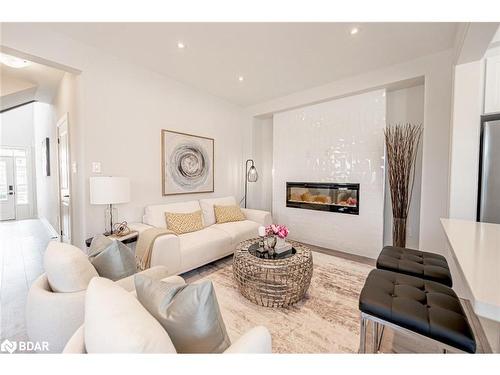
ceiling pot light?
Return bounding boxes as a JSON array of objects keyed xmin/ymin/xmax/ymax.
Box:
[
  {"xmin": 177, "ymin": 41, "xmax": 185, "ymax": 49},
  {"xmin": 0, "ymin": 53, "xmax": 31, "ymax": 68},
  {"xmin": 238, "ymin": 76, "xmax": 244, "ymax": 82},
  {"xmin": 350, "ymin": 27, "xmax": 359, "ymax": 35}
]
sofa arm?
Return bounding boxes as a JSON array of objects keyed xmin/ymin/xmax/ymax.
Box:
[
  {"xmin": 150, "ymin": 234, "xmax": 182, "ymax": 274},
  {"xmin": 63, "ymin": 325, "xmax": 86, "ymax": 354},
  {"xmin": 224, "ymin": 326, "xmax": 272, "ymax": 353},
  {"xmin": 242, "ymin": 208, "xmax": 273, "ymax": 226},
  {"xmin": 115, "ymin": 265, "xmax": 171, "ymax": 292},
  {"xmin": 26, "ymin": 274, "xmax": 86, "ymax": 353}
]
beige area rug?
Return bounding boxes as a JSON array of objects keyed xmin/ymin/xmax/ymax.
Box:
[{"xmin": 194, "ymin": 251, "xmax": 374, "ymax": 353}]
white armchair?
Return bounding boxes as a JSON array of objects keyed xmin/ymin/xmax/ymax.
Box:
[
  {"xmin": 62, "ymin": 275, "xmax": 272, "ymax": 354},
  {"xmin": 26, "ymin": 241, "xmax": 171, "ymax": 353},
  {"xmin": 63, "ymin": 324, "xmax": 272, "ymax": 354}
]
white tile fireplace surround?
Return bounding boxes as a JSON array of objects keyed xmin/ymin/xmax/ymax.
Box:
[{"xmin": 273, "ymin": 89, "xmax": 386, "ymax": 259}]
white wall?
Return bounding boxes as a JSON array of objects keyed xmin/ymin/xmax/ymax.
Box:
[
  {"xmin": 1, "ymin": 24, "xmax": 249, "ymax": 247},
  {"xmin": 448, "ymin": 61, "xmax": 484, "ymax": 221},
  {"xmin": 81, "ymin": 54, "xmax": 247, "ymax": 241},
  {"xmin": 273, "ymin": 90, "xmax": 386, "ymax": 258},
  {"xmin": 0, "ymin": 102, "xmax": 37, "ymax": 219},
  {"xmin": 0, "ymin": 102, "xmax": 34, "ymax": 146},
  {"xmin": 384, "ymin": 85, "xmax": 424, "ymax": 248},
  {"xmin": 249, "ymin": 50, "xmax": 454, "ymax": 255},
  {"xmin": 249, "ymin": 117, "xmax": 273, "ymax": 211},
  {"xmin": 33, "ymin": 102, "xmax": 59, "ymax": 232}
]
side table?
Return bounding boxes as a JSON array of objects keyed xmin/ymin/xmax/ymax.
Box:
[{"xmin": 85, "ymin": 231, "xmax": 139, "ymax": 248}]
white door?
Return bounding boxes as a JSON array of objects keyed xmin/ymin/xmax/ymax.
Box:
[
  {"xmin": 57, "ymin": 114, "xmax": 72, "ymax": 243},
  {"xmin": 0, "ymin": 156, "xmax": 16, "ymax": 220}
]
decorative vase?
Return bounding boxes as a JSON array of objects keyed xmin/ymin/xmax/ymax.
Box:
[
  {"xmin": 393, "ymin": 217, "xmax": 407, "ymax": 248},
  {"xmin": 265, "ymin": 235, "xmax": 277, "ymax": 250}
]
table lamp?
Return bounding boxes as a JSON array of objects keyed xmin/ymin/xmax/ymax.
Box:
[{"xmin": 89, "ymin": 176, "xmax": 130, "ymax": 235}]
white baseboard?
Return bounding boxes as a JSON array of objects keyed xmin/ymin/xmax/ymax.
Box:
[{"xmin": 39, "ymin": 216, "xmax": 60, "ymax": 240}]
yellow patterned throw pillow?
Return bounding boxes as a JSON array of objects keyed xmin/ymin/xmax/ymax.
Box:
[
  {"xmin": 165, "ymin": 210, "xmax": 204, "ymax": 235},
  {"xmin": 214, "ymin": 205, "xmax": 246, "ymax": 224}
]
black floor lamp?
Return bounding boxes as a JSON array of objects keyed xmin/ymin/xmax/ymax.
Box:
[{"xmin": 244, "ymin": 159, "xmax": 258, "ymax": 208}]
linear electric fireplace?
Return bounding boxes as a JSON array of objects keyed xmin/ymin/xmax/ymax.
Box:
[{"xmin": 286, "ymin": 182, "xmax": 360, "ymax": 215}]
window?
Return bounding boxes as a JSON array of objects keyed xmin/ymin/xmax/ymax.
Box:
[{"xmin": 15, "ymin": 156, "xmax": 28, "ymax": 204}]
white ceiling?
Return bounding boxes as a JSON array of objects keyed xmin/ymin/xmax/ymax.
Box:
[
  {"xmin": 0, "ymin": 60, "xmax": 65, "ymax": 111},
  {"xmin": 45, "ymin": 23, "xmax": 459, "ymax": 106}
]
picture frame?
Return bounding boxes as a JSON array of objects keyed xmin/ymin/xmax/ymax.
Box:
[{"xmin": 161, "ymin": 129, "xmax": 214, "ymax": 195}]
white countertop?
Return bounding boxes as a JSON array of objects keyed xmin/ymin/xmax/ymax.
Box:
[{"xmin": 441, "ymin": 218, "xmax": 500, "ymax": 322}]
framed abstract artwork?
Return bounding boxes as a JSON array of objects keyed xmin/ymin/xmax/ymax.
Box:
[{"xmin": 161, "ymin": 129, "xmax": 214, "ymax": 195}]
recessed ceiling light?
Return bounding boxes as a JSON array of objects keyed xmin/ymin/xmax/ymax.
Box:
[
  {"xmin": 0, "ymin": 53, "xmax": 31, "ymax": 68},
  {"xmin": 350, "ymin": 27, "xmax": 359, "ymax": 35},
  {"xmin": 238, "ymin": 76, "xmax": 244, "ymax": 82},
  {"xmin": 177, "ymin": 41, "xmax": 185, "ymax": 49}
]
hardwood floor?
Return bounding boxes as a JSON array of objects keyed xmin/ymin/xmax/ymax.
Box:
[
  {"xmin": 0, "ymin": 219, "xmax": 54, "ymax": 342},
  {"xmin": 0, "ymin": 219, "xmax": 491, "ymax": 353}
]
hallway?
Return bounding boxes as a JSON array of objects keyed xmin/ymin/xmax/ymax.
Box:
[{"xmin": 0, "ymin": 219, "xmax": 55, "ymax": 341}]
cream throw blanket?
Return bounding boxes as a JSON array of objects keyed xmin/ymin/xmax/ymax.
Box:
[{"xmin": 136, "ymin": 228, "xmax": 177, "ymax": 270}]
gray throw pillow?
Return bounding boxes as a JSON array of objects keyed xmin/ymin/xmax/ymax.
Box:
[
  {"xmin": 88, "ymin": 235, "xmax": 136, "ymax": 281},
  {"xmin": 88, "ymin": 234, "xmax": 114, "ymax": 256},
  {"xmin": 134, "ymin": 274, "xmax": 231, "ymax": 353}
]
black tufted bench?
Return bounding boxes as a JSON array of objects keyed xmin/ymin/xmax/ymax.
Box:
[
  {"xmin": 376, "ymin": 246, "xmax": 453, "ymax": 287},
  {"xmin": 358, "ymin": 269, "xmax": 476, "ymax": 353}
]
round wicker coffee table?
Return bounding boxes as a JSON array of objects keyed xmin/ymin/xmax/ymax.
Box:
[{"xmin": 233, "ymin": 238, "xmax": 313, "ymax": 308}]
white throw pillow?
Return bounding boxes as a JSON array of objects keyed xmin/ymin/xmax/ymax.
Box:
[
  {"xmin": 199, "ymin": 196, "xmax": 237, "ymax": 227},
  {"xmin": 84, "ymin": 277, "xmax": 177, "ymax": 353},
  {"xmin": 44, "ymin": 241, "xmax": 99, "ymax": 293}
]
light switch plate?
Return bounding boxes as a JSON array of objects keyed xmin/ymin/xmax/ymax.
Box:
[
  {"xmin": 71, "ymin": 162, "xmax": 77, "ymax": 174},
  {"xmin": 92, "ymin": 162, "xmax": 101, "ymax": 173}
]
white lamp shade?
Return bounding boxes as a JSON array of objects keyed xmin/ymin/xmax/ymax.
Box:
[{"xmin": 89, "ymin": 177, "xmax": 130, "ymax": 205}]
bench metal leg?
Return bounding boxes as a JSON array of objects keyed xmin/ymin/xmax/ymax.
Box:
[
  {"xmin": 377, "ymin": 325, "xmax": 385, "ymax": 351},
  {"xmin": 360, "ymin": 312, "xmax": 467, "ymax": 354},
  {"xmin": 372, "ymin": 321, "xmax": 379, "ymax": 353},
  {"xmin": 359, "ymin": 314, "xmax": 367, "ymax": 353}
]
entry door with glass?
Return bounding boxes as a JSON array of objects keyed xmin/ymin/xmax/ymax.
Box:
[{"xmin": 0, "ymin": 156, "xmax": 16, "ymax": 220}]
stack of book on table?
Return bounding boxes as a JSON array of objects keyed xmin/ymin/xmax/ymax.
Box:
[{"xmin": 275, "ymin": 241, "xmax": 292, "ymax": 254}]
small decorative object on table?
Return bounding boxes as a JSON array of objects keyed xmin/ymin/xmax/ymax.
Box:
[
  {"xmin": 112, "ymin": 221, "xmax": 131, "ymax": 237},
  {"xmin": 257, "ymin": 225, "xmax": 267, "ymax": 252},
  {"xmin": 265, "ymin": 224, "xmax": 290, "ymax": 254}
]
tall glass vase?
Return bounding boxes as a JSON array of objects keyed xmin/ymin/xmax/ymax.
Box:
[{"xmin": 393, "ymin": 217, "xmax": 407, "ymax": 248}]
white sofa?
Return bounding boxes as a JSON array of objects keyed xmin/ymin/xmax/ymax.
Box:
[
  {"xmin": 26, "ymin": 241, "xmax": 172, "ymax": 353},
  {"xmin": 132, "ymin": 196, "xmax": 272, "ymax": 275}
]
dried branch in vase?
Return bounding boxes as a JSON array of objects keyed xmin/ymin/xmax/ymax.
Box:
[{"xmin": 384, "ymin": 123, "xmax": 422, "ymax": 247}]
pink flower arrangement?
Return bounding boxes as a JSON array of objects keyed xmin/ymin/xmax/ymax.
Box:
[{"xmin": 265, "ymin": 224, "xmax": 289, "ymax": 239}]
